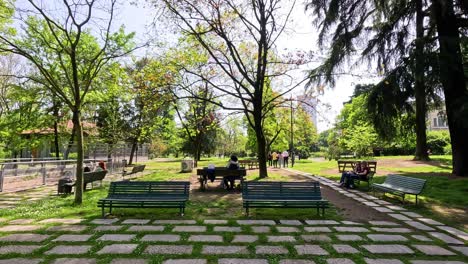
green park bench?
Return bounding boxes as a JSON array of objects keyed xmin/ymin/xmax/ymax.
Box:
[
  {"xmin": 97, "ymin": 181, "xmax": 190, "ymax": 217},
  {"xmin": 122, "ymin": 164, "xmax": 146, "ymax": 178},
  {"xmin": 196, "ymin": 167, "xmax": 246, "ymax": 190},
  {"xmin": 372, "ymin": 174, "xmax": 426, "ymax": 205},
  {"xmin": 242, "ymin": 181, "xmax": 329, "ymax": 216}
]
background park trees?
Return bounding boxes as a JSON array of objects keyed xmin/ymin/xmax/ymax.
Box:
[{"xmin": 0, "ymin": 0, "xmax": 135, "ymax": 203}]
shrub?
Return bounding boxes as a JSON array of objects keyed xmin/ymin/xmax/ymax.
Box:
[{"xmin": 427, "ymin": 130, "xmax": 451, "ymax": 155}]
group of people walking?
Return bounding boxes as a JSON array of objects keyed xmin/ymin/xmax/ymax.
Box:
[{"xmin": 267, "ymin": 150, "xmax": 292, "ymax": 168}]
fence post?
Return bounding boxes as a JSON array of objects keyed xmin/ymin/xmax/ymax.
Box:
[
  {"xmin": 0, "ymin": 167, "xmax": 3, "ymax": 192},
  {"xmin": 41, "ymin": 163, "xmax": 46, "ymax": 185}
]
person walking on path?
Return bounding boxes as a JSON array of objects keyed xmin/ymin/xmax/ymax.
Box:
[
  {"xmin": 272, "ymin": 151, "xmax": 278, "ymax": 168},
  {"xmin": 282, "ymin": 150, "xmax": 289, "ymax": 168},
  {"xmin": 278, "ymin": 152, "xmax": 284, "ymax": 168},
  {"xmin": 267, "ymin": 152, "xmax": 273, "ymax": 167}
]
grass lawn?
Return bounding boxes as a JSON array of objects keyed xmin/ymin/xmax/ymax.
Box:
[{"xmin": 0, "ymin": 157, "xmax": 339, "ymax": 222}]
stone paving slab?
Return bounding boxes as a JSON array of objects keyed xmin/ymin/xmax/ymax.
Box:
[
  {"xmin": 51, "ymin": 258, "xmax": 96, "ymax": 264},
  {"xmin": 237, "ymin": 220, "xmax": 275, "ymax": 225},
  {"xmin": 111, "ymin": 259, "xmax": 148, "ymax": 264},
  {"xmin": 144, "ymin": 245, "xmax": 193, "ymax": 254},
  {"xmin": 301, "ymin": 234, "xmax": 332, "ymax": 242},
  {"xmin": 38, "ymin": 218, "xmax": 83, "ymax": 224},
  {"xmin": 436, "ymin": 226, "xmax": 468, "ymax": 240},
  {"xmin": 342, "ymin": 221, "xmax": 363, "ymax": 225},
  {"xmin": 369, "ymin": 221, "xmax": 399, "ymax": 226},
  {"xmin": 326, "ymin": 258, "xmax": 355, "ymax": 264},
  {"xmin": 45, "ymin": 245, "xmax": 92, "ymax": 255},
  {"xmin": 0, "ymin": 225, "xmax": 42, "ymax": 232},
  {"xmin": 428, "ymin": 232, "xmax": 465, "ymax": 245},
  {"xmin": 404, "ymin": 221, "xmax": 435, "ymax": 231},
  {"xmin": 0, "ymin": 245, "xmax": 40, "ymax": 254},
  {"xmin": 53, "ymin": 234, "xmax": 93, "ymax": 242},
  {"xmin": 9, "ymin": 219, "xmax": 34, "ymax": 224},
  {"xmin": 251, "ymin": 226, "xmax": 271, "ymax": 233},
  {"xmin": 276, "ymin": 226, "xmax": 300, "ymax": 233},
  {"xmin": 374, "ymin": 200, "xmax": 392, "ymax": 205},
  {"xmin": 294, "ymin": 245, "xmax": 329, "ymax": 255},
  {"xmin": 127, "ymin": 225, "xmax": 164, "ymax": 232},
  {"xmin": 371, "ymin": 227, "xmax": 412, "ymax": 233},
  {"xmin": 417, "ymin": 218, "xmax": 444, "ymax": 226},
  {"xmin": 373, "ymin": 207, "xmax": 394, "ymax": 213},
  {"xmin": 141, "ymin": 234, "xmax": 180, "ymax": 242},
  {"xmin": 412, "ymin": 245, "xmax": 456, "ymax": 255},
  {"xmin": 188, "ymin": 235, "xmax": 223, "ymax": 242},
  {"xmin": 334, "ymin": 227, "xmax": 370, "ymax": 232},
  {"xmin": 162, "ymin": 260, "xmax": 206, "ymax": 264},
  {"xmin": 367, "ymin": 234, "xmax": 408, "ymax": 242},
  {"xmin": 305, "ymin": 220, "xmax": 339, "ymax": 225},
  {"xmin": 218, "ymin": 259, "xmax": 268, "ymax": 264},
  {"xmin": 97, "ymin": 244, "xmax": 138, "ymax": 254},
  {"xmin": 94, "ymin": 225, "xmax": 123, "ymax": 232},
  {"xmin": 121, "ymin": 219, "xmax": 150, "ymax": 225},
  {"xmin": 332, "ymin": 244, "xmax": 359, "ymax": 253},
  {"xmin": 410, "ymin": 261, "xmax": 465, "ymax": 264},
  {"xmin": 256, "ymin": 245, "xmax": 288, "ymax": 254},
  {"xmin": 362, "ymin": 244, "xmax": 414, "ymax": 254},
  {"xmin": 267, "ymin": 235, "xmax": 296, "ymax": 242},
  {"xmin": 0, "ymin": 233, "xmax": 50, "ymax": 242},
  {"xmin": 411, "ymin": 235, "xmax": 432, "ymax": 241},
  {"xmin": 202, "ymin": 245, "xmax": 248, "ymax": 254},
  {"xmin": 363, "ymin": 202, "xmax": 379, "ymax": 207},
  {"xmin": 386, "ymin": 205, "xmax": 405, "ymax": 211},
  {"xmin": 90, "ymin": 219, "xmax": 119, "ymax": 225},
  {"xmin": 214, "ymin": 226, "xmax": 242, "ymax": 232},
  {"xmin": 0, "ymin": 258, "xmax": 42, "ymax": 264},
  {"xmin": 153, "ymin": 220, "xmax": 197, "ymax": 224},
  {"xmin": 364, "ymin": 258, "xmax": 403, "ymax": 264},
  {"xmin": 232, "ymin": 235, "xmax": 258, "ymax": 243},
  {"xmin": 98, "ymin": 234, "xmax": 136, "ymax": 241},
  {"xmin": 204, "ymin": 220, "xmax": 228, "ymax": 225},
  {"xmin": 388, "ymin": 214, "xmax": 411, "ymax": 221},
  {"xmin": 400, "ymin": 212, "xmax": 422, "ymax": 218},
  {"xmin": 47, "ymin": 225, "xmax": 88, "ymax": 232},
  {"xmin": 304, "ymin": 226, "xmax": 331, "ymax": 232},
  {"xmin": 449, "ymin": 246, "xmax": 468, "ymax": 256},
  {"xmin": 280, "ymin": 260, "xmax": 316, "ymax": 264},
  {"xmin": 279, "ymin": 220, "xmax": 303, "ymax": 225},
  {"xmin": 336, "ymin": 234, "xmax": 363, "ymax": 241},
  {"xmin": 173, "ymin": 225, "xmax": 206, "ymax": 232}
]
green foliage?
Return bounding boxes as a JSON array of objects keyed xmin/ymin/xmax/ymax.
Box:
[{"xmin": 427, "ymin": 130, "xmax": 451, "ymax": 155}]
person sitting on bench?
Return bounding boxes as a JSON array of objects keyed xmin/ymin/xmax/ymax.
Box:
[
  {"xmin": 339, "ymin": 162, "xmax": 361, "ymax": 188},
  {"xmin": 95, "ymin": 161, "xmax": 107, "ymax": 172},
  {"xmin": 224, "ymin": 155, "xmax": 239, "ymax": 190}
]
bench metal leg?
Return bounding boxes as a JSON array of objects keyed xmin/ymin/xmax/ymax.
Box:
[
  {"xmin": 416, "ymin": 195, "xmax": 418, "ymax": 205},
  {"xmin": 245, "ymin": 206, "xmax": 249, "ymax": 217},
  {"xmin": 101, "ymin": 206, "xmax": 105, "ymax": 217}
]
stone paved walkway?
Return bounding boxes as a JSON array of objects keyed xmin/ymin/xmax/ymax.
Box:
[{"xmin": 0, "ymin": 169, "xmax": 466, "ymax": 263}]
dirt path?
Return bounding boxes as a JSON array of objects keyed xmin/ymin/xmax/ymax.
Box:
[{"xmin": 188, "ymin": 168, "xmax": 389, "ymax": 221}]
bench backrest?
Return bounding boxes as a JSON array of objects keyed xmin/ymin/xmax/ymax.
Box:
[
  {"xmin": 84, "ymin": 170, "xmax": 107, "ymax": 183},
  {"xmin": 338, "ymin": 160, "xmax": 377, "ymax": 173},
  {"xmin": 242, "ymin": 181, "xmax": 323, "ymax": 200},
  {"xmin": 108, "ymin": 181, "xmax": 190, "ymax": 198},
  {"xmin": 197, "ymin": 167, "xmax": 247, "ymax": 177},
  {"xmin": 131, "ymin": 165, "xmax": 146, "ymax": 173},
  {"xmin": 384, "ymin": 175, "xmax": 426, "ymax": 194}
]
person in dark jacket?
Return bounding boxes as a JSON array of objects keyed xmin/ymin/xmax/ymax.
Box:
[{"xmin": 224, "ymin": 155, "xmax": 239, "ymax": 190}]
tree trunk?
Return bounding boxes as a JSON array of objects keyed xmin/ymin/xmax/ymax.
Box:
[
  {"xmin": 53, "ymin": 119, "xmax": 60, "ymax": 159},
  {"xmin": 64, "ymin": 126, "xmax": 76, "ymax": 160},
  {"xmin": 72, "ymin": 109, "xmax": 84, "ymax": 204},
  {"xmin": 128, "ymin": 140, "xmax": 138, "ymax": 165},
  {"xmin": 414, "ymin": 0, "xmax": 429, "ymax": 161},
  {"xmin": 433, "ymin": 0, "xmax": 468, "ymax": 176},
  {"xmin": 253, "ymin": 107, "xmax": 268, "ymax": 178}
]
